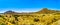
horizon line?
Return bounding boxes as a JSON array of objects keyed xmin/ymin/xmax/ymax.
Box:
[{"xmin": 0, "ymin": 8, "xmax": 60, "ymax": 13}]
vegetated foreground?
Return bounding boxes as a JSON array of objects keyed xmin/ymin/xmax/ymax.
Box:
[{"xmin": 0, "ymin": 8, "xmax": 60, "ymax": 25}]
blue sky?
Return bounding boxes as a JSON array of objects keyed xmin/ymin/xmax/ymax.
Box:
[{"xmin": 0, "ymin": 0, "xmax": 60, "ymax": 13}]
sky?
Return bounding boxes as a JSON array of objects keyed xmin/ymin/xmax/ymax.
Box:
[{"xmin": 0, "ymin": 0, "xmax": 60, "ymax": 13}]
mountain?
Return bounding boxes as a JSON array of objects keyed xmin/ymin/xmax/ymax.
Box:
[
  {"xmin": 35, "ymin": 8, "xmax": 59, "ymax": 14},
  {"xmin": 4, "ymin": 10, "xmax": 17, "ymax": 14}
]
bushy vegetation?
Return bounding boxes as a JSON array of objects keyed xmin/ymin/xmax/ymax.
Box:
[{"xmin": 0, "ymin": 12, "xmax": 60, "ymax": 25}]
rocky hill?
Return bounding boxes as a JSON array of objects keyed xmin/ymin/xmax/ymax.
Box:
[{"xmin": 35, "ymin": 8, "xmax": 60, "ymax": 14}]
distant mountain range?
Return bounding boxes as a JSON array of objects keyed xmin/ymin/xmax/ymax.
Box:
[{"xmin": 1, "ymin": 8, "xmax": 60, "ymax": 14}]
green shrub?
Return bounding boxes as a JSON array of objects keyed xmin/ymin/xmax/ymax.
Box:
[{"xmin": 0, "ymin": 23, "xmax": 6, "ymax": 25}]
